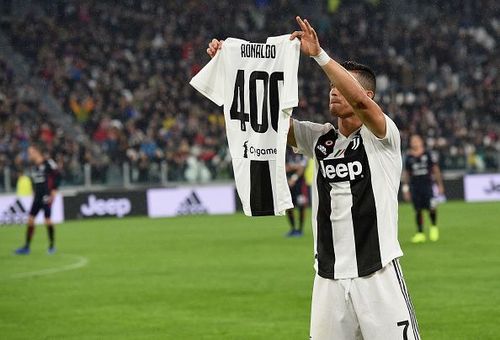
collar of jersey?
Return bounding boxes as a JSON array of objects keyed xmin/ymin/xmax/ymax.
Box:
[{"xmin": 337, "ymin": 126, "xmax": 362, "ymax": 140}]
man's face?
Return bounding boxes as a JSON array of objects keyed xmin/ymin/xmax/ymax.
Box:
[
  {"xmin": 410, "ymin": 135, "xmax": 424, "ymax": 151},
  {"xmin": 328, "ymin": 72, "xmax": 371, "ymax": 119},
  {"xmin": 329, "ymin": 84, "xmax": 355, "ymax": 118},
  {"xmin": 28, "ymin": 146, "xmax": 41, "ymax": 164}
]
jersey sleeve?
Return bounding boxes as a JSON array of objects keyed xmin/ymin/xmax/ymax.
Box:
[
  {"xmin": 281, "ymin": 37, "xmax": 301, "ymax": 111},
  {"xmin": 47, "ymin": 159, "xmax": 61, "ymax": 190},
  {"xmin": 293, "ymin": 119, "xmax": 332, "ymax": 159},
  {"xmin": 189, "ymin": 50, "xmax": 225, "ymax": 106},
  {"xmin": 364, "ymin": 114, "xmax": 400, "ymax": 150}
]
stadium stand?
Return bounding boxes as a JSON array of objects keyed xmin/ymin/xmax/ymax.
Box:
[{"xmin": 0, "ymin": 0, "xmax": 498, "ymax": 189}]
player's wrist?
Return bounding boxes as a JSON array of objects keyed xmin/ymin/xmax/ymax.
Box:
[
  {"xmin": 311, "ymin": 48, "xmax": 330, "ymax": 67},
  {"xmin": 402, "ymin": 184, "xmax": 410, "ymax": 193}
]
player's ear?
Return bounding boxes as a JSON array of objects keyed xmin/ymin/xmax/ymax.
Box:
[{"xmin": 366, "ymin": 90, "xmax": 375, "ymax": 99}]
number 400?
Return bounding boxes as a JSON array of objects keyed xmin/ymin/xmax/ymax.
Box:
[{"xmin": 230, "ymin": 69, "xmax": 284, "ymax": 133}]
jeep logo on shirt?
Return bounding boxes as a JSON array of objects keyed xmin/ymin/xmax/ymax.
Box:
[{"xmin": 319, "ymin": 159, "xmax": 363, "ymax": 182}]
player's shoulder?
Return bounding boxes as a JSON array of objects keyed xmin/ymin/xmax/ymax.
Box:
[
  {"xmin": 360, "ymin": 113, "xmax": 400, "ymax": 145},
  {"xmin": 266, "ymin": 34, "xmax": 299, "ymax": 46},
  {"xmin": 224, "ymin": 37, "xmax": 247, "ymax": 45},
  {"xmin": 294, "ymin": 119, "xmax": 335, "ymax": 135},
  {"xmin": 215, "ymin": 38, "xmax": 246, "ymax": 56},
  {"xmin": 363, "ymin": 112, "xmax": 399, "ymax": 132}
]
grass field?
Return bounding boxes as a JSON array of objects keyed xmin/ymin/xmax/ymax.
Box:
[{"xmin": 1, "ymin": 201, "xmax": 499, "ymax": 339}]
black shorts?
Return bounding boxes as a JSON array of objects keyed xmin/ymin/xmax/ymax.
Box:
[
  {"xmin": 290, "ymin": 179, "xmax": 308, "ymax": 207},
  {"xmin": 410, "ymin": 185, "xmax": 433, "ymax": 210},
  {"xmin": 29, "ymin": 196, "xmax": 52, "ymax": 219}
]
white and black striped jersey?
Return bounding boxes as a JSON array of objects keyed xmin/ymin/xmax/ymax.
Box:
[
  {"xmin": 190, "ymin": 35, "xmax": 300, "ymax": 216},
  {"xmin": 293, "ymin": 116, "xmax": 403, "ymax": 279}
]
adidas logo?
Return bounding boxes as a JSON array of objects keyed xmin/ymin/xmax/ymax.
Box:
[
  {"xmin": 0, "ymin": 199, "xmax": 28, "ymax": 225},
  {"xmin": 317, "ymin": 145, "xmax": 327, "ymax": 155},
  {"xmin": 176, "ymin": 191, "xmax": 208, "ymax": 215}
]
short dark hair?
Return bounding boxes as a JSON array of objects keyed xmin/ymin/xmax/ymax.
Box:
[{"xmin": 340, "ymin": 61, "xmax": 376, "ymax": 94}]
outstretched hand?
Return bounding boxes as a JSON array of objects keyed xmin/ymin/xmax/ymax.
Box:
[
  {"xmin": 290, "ymin": 16, "xmax": 322, "ymax": 57},
  {"xmin": 207, "ymin": 39, "xmax": 223, "ymax": 58}
]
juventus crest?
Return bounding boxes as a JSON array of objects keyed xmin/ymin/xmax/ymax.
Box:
[{"xmin": 350, "ymin": 135, "xmax": 361, "ymax": 150}]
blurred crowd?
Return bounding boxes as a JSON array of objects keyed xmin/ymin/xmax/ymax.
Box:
[
  {"xmin": 0, "ymin": 0, "xmax": 498, "ymax": 189},
  {"xmin": 0, "ymin": 57, "xmax": 86, "ymax": 189}
]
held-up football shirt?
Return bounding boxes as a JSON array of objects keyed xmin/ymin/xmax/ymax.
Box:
[
  {"xmin": 293, "ymin": 116, "xmax": 404, "ymax": 279},
  {"xmin": 190, "ymin": 35, "xmax": 300, "ymax": 216}
]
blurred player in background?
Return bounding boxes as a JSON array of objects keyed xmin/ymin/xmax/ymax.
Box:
[
  {"xmin": 15, "ymin": 143, "xmax": 61, "ymax": 255},
  {"xmin": 285, "ymin": 148, "xmax": 308, "ymax": 237},
  {"xmin": 402, "ymin": 134, "xmax": 445, "ymax": 243}
]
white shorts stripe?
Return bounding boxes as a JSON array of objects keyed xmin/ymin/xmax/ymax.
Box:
[
  {"xmin": 392, "ymin": 260, "xmax": 420, "ymax": 340},
  {"xmin": 394, "ymin": 260, "xmax": 421, "ymax": 337}
]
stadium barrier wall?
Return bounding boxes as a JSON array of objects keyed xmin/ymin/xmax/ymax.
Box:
[
  {"xmin": 443, "ymin": 178, "xmax": 464, "ymax": 201},
  {"xmin": 464, "ymin": 173, "xmax": 500, "ymax": 202},
  {"xmin": 0, "ymin": 193, "xmax": 64, "ymax": 225},
  {"xmin": 1, "ymin": 175, "xmax": 492, "ymax": 224},
  {"xmin": 63, "ymin": 190, "xmax": 148, "ymax": 219},
  {"xmin": 147, "ymin": 184, "xmax": 236, "ymax": 217},
  {"xmin": 63, "ymin": 184, "xmax": 237, "ymax": 220}
]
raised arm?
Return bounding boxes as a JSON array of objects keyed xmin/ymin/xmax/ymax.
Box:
[{"xmin": 290, "ymin": 16, "xmax": 386, "ymax": 138}]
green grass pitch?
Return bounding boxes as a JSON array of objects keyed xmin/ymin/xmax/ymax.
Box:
[{"xmin": 1, "ymin": 201, "xmax": 499, "ymax": 339}]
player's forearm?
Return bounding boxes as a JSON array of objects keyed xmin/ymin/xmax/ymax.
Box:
[
  {"xmin": 321, "ymin": 59, "xmax": 368, "ymax": 108},
  {"xmin": 319, "ymin": 58, "xmax": 386, "ymax": 137}
]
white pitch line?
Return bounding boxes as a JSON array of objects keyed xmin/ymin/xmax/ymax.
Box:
[{"xmin": 7, "ymin": 254, "xmax": 89, "ymax": 280}]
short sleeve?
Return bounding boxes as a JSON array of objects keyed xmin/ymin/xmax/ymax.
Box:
[
  {"xmin": 189, "ymin": 51, "xmax": 225, "ymax": 106},
  {"xmin": 369, "ymin": 114, "xmax": 400, "ymax": 149},
  {"xmin": 281, "ymin": 37, "xmax": 301, "ymax": 110},
  {"xmin": 293, "ymin": 119, "xmax": 333, "ymax": 159},
  {"xmin": 47, "ymin": 159, "xmax": 61, "ymax": 189},
  {"xmin": 47, "ymin": 159, "xmax": 58, "ymax": 171}
]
